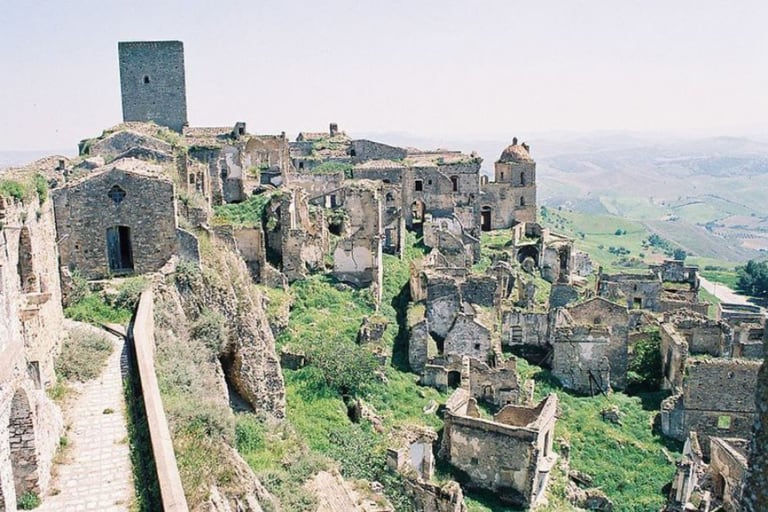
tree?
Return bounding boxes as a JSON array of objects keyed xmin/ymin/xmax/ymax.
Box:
[
  {"xmin": 737, "ymin": 260, "xmax": 768, "ymax": 298},
  {"xmin": 673, "ymin": 248, "xmax": 687, "ymax": 261},
  {"xmin": 306, "ymin": 338, "xmax": 379, "ymax": 397}
]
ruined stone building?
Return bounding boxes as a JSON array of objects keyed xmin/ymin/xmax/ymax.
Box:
[
  {"xmin": 661, "ymin": 358, "xmax": 760, "ymax": 455},
  {"xmin": 666, "ymin": 432, "xmax": 749, "ymax": 512},
  {"xmin": 52, "ymin": 158, "xmax": 181, "ymax": 280},
  {"xmin": 597, "ymin": 260, "xmax": 708, "ymax": 315},
  {"xmin": 440, "ymin": 388, "xmax": 558, "ymax": 508},
  {"xmin": 551, "ymin": 297, "xmax": 630, "ymax": 394},
  {"xmin": 0, "ymin": 172, "xmax": 66, "ymax": 510}
]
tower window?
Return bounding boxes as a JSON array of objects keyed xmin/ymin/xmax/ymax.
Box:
[{"xmin": 143, "ymin": 75, "xmax": 150, "ymax": 84}]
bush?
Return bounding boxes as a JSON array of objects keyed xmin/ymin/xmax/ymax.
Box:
[
  {"xmin": 34, "ymin": 174, "xmax": 48, "ymax": 203},
  {"xmin": 190, "ymin": 309, "xmax": 228, "ymax": 354},
  {"xmin": 112, "ymin": 276, "xmax": 147, "ymax": 310},
  {"xmin": 17, "ymin": 491, "xmax": 41, "ymax": 510},
  {"xmin": 627, "ymin": 330, "xmax": 662, "ymax": 393},
  {"xmin": 55, "ymin": 328, "xmax": 113, "ymax": 382},
  {"xmin": 0, "ymin": 180, "xmax": 27, "ymax": 201}
]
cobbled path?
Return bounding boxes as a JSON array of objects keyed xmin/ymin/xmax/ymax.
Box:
[{"xmin": 38, "ymin": 332, "xmax": 134, "ymax": 512}]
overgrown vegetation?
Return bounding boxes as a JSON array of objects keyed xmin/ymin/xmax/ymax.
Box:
[
  {"xmin": 55, "ymin": 328, "xmax": 113, "ymax": 382},
  {"xmin": 212, "ymin": 192, "xmax": 275, "ymax": 227},
  {"xmin": 309, "ymin": 161, "xmax": 353, "ymax": 178},
  {"xmin": 626, "ymin": 329, "xmax": 662, "ymax": 393},
  {"xmin": 0, "ymin": 173, "xmax": 48, "ymax": 204},
  {"xmin": 63, "ymin": 275, "xmax": 146, "ymax": 324}
]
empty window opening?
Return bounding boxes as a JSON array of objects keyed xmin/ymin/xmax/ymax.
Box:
[
  {"xmin": 717, "ymin": 415, "xmax": 732, "ymax": 429},
  {"xmin": 447, "ymin": 371, "xmax": 461, "ymax": 389},
  {"xmin": 350, "ymin": 148, "xmax": 357, "ymax": 157},
  {"xmin": 427, "ymin": 179, "xmax": 432, "ymax": 185},
  {"xmin": 298, "ymin": 162, "xmax": 304, "ymax": 170},
  {"xmin": 411, "ymin": 200, "xmax": 425, "ymax": 223},
  {"xmin": 520, "ymin": 172, "xmax": 525, "ymax": 186},
  {"xmin": 451, "ymin": 175, "xmax": 459, "ymax": 192},
  {"xmin": 385, "ymin": 192, "xmax": 394, "ymax": 203},
  {"xmin": 143, "ymin": 75, "xmax": 150, "ymax": 84},
  {"xmin": 474, "ymin": 343, "xmax": 481, "ymax": 351},
  {"xmin": 500, "ymin": 171, "xmax": 505, "ymax": 181},
  {"xmin": 633, "ymin": 297, "xmax": 642, "ymax": 309},
  {"xmin": 107, "ymin": 226, "xmax": 134, "ymax": 274},
  {"xmin": 520, "ymin": 196, "xmax": 526, "ymax": 207},
  {"xmin": 414, "ymin": 179, "xmax": 423, "ymax": 192}
]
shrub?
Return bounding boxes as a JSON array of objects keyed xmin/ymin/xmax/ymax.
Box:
[
  {"xmin": 112, "ymin": 276, "xmax": 147, "ymax": 311},
  {"xmin": 17, "ymin": 491, "xmax": 41, "ymax": 510},
  {"xmin": 34, "ymin": 174, "xmax": 48, "ymax": 203},
  {"xmin": 0, "ymin": 180, "xmax": 27, "ymax": 201},
  {"xmin": 55, "ymin": 328, "xmax": 113, "ymax": 382},
  {"xmin": 190, "ymin": 309, "xmax": 228, "ymax": 354}
]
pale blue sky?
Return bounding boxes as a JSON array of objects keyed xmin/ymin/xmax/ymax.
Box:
[{"xmin": 1, "ymin": 0, "xmax": 766, "ymax": 151}]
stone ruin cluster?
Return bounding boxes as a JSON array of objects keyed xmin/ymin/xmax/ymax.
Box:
[{"xmin": 1, "ymin": 39, "xmax": 767, "ymax": 511}]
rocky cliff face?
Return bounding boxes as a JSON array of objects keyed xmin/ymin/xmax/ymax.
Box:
[
  {"xmin": 743, "ymin": 356, "xmax": 768, "ymax": 511},
  {"xmin": 151, "ymin": 240, "xmax": 285, "ymax": 510},
  {"xmin": 173, "ymin": 244, "xmax": 285, "ymax": 419}
]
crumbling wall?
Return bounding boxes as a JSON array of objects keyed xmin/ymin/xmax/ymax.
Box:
[
  {"xmin": 468, "ymin": 358, "xmax": 522, "ymax": 407},
  {"xmin": 443, "ymin": 314, "xmax": 492, "ymax": 361},
  {"xmin": 426, "ymin": 275, "xmax": 461, "ymax": 340},
  {"xmin": 440, "ymin": 390, "xmax": 557, "ymax": 508},
  {"xmin": 0, "ymin": 192, "xmax": 65, "ymax": 506}
]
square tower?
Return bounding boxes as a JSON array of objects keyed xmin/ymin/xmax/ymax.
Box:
[{"xmin": 118, "ymin": 40, "xmax": 188, "ymax": 132}]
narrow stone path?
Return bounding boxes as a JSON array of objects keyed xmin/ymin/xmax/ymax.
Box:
[{"xmin": 38, "ymin": 328, "xmax": 135, "ymax": 512}]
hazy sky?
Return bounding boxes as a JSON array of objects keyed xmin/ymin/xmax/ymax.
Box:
[{"xmin": 1, "ymin": 0, "xmax": 766, "ymax": 152}]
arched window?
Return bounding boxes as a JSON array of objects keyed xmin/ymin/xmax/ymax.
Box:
[
  {"xmin": 143, "ymin": 75, "xmax": 150, "ymax": 84},
  {"xmin": 450, "ymin": 175, "xmax": 459, "ymax": 192},
  {"xmin": 520, "ymin": 172, "xmax": 525, "ymax": 186}
]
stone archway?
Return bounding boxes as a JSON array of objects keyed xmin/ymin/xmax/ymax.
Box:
[{"xmin": 9, "ymin": 388, "xmax": 39, "ymax": 499}]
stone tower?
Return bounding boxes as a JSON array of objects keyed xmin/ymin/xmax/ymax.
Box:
[{"xmin": 118, "ymin": 40, "xmax": 188, "ymax": 132}]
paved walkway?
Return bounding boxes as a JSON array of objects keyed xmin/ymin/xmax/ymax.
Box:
[{"xmin": 38, "ymin": 327, "xmax": 135, "ymax": 512}]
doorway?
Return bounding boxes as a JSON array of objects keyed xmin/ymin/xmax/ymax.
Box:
[
  {"xmin": 107, "ymin": 226, "xmax": 134, "ymax": 273},
  {"xmin": 480, "ymin": 206, "xmax": 492, "ymax": 231}
]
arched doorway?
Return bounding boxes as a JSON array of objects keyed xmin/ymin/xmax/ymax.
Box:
[
  {"xmin": 480, "ymin": 206, "xmax": 492, "ymax": 231},
  {"xmin": 411, "ymin": 200, "xmax": 425, "ymax": 224},
  {"xmin": 106, "ymin": 226, "xmax": 134, "ymax": 273},
  {"xmin": 9, "ymin": 388, "xmax": 40, "ymax": 498},
  {"xmin": 517, "ymin": 245, "xmax": 539, "ymax": 266}
]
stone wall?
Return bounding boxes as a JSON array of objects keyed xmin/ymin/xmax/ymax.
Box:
[
  {"xmin": 0, "ymin": 192, "xmax": 65, "ymax": 509},
  {"xmin": 53, "ymin": 160, "xmax": 178, "ymax": 279},
  {"xmin": 350, "ymin": 140, "xmax": 407, "ymax": 162},
  {"xmin": 118, "ymin": 41, "xmax": 188, "ymax": 132},
  {"xmin": 597, "ymin": 272, "xmax": 662, "ymax": 311},
  {"xmin": 443, "ymin": 314, "xmax": 493, "ymax": 362},
  {"xmin": 501, "ymin": 310, "xmax": 550, "ymax": 348},
  {"xmin": 552, "ymin": 298, "xmax": 629, "ymax": 393},
  {"xmin": 662, "ymin": 358, "xmax": 760, "ymax": 452}
]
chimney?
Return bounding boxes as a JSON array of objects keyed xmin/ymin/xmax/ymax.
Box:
[{"xmin": 512, "ymin": 136, "xmax": 518, "ymax": 145}]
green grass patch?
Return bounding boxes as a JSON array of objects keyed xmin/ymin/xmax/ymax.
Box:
[{"xmin": 212, "ymin": 192, "xmax": 276, "ymax": 227}]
